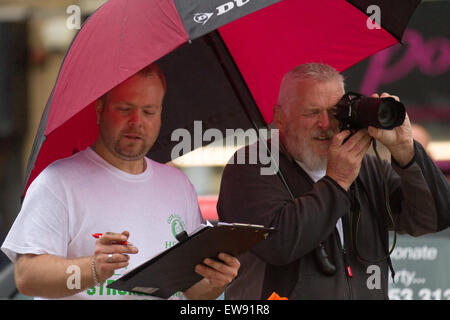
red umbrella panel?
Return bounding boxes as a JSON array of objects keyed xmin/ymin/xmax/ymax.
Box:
[
  {"xmin": 24, "ymin": 0, "xmax": 280, "ymax": 195},
  {"xmin": 218, "ymin": 0, "xmax": 419, "ymax": 124},
  {"xmin": 24, "ymin": 0, "xmax": 421, "ymax": 195}
]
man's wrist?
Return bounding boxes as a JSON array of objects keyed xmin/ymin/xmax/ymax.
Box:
[
  {"xmin": 389, "ymin": 140, "xmax": 414, "ymax": 167},
  {"xmin": 324, "ymin": 174, "xmax": 351, "ymax": 192},
  {"xmin": 91, "ymin": 256, "xmax": 101, "ymax": 286}
]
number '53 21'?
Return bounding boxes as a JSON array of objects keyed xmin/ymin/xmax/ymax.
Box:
[{"xmin": 389, "ymin": 288, "xmax": 450, "ymax": 300}]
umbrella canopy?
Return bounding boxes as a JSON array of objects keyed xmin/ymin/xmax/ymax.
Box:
[
  {"xmin": 24, "ymin": 0, "xmax": 421, "ymax": 195},
  {"xmin": 218, "ymin": 0, "xmax": 420, "ymax": 123}
]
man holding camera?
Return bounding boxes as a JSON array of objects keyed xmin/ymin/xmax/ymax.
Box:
[{"xmin": 217, "ymin": 63, "xmax": 449, "ymax": 299}]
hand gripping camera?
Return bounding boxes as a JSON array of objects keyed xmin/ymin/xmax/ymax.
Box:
[
  {"xmin": 335, "ymin": 92, "xmax": 406, "ymax": 132},
  {"xmin": 314, "ymin": 92, "xmax": 405, "ymax": 276}
]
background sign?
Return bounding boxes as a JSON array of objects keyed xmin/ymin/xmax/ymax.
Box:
[{"xmin": 388, "ymin": 231, "xmax": 450, "ymax": 300}]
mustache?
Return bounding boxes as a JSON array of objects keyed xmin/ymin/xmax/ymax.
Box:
[
  {"xmin": 311, "ymin": 129, "xmax": 337, "ymax": 139},
  {"xmin": 122, "ymin": 129, "xmax": 144, "ymax": 135}
]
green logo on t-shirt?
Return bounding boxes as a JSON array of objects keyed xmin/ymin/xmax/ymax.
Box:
[{"xmin": 168, "ymin": 214, "xmax": 185, "ymax": 239}]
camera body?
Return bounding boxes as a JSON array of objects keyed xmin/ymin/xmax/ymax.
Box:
[{"xmin": 335, "ymin": 92, "xmax": 406, "ymax": 132}]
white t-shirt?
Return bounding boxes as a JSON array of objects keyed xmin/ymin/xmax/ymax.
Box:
[
  {"xmin": 1, "ymin": 147, "xmax": 203, "ymax": 300},
  {"xmin": 294, "ymin": 160, "xmax": 344, "ymax": 247}
]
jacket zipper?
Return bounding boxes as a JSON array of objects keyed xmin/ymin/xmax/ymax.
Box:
[
  {"xmin": 342, "ymin": 248, "xmax": 354, "ymax": 300},
  {"xmin": 335, "ymin": 229, "xmax": 353, "ymax": 300}
]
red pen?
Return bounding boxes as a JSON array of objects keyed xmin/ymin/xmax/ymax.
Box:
[{"xmin": 92, "ymin": 233, "xmax": 133, "ymax": 246}]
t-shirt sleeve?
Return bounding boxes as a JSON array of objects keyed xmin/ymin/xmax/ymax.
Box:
[
  {"xmin": 1, "ymin": 172, "xmax": 69, "ymax": 263},
  {"xmin": 183, "ymin": 177, "xmax": 204, "ymax": 233}
]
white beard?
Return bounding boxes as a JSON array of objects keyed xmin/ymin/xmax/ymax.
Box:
[
  {"xmin": 285, "ymin": 133, "xmax": 330, "ymax": 172},
  {"xmin": 297, "ymin": 149, "xmax": 327, "ymax": 172}
]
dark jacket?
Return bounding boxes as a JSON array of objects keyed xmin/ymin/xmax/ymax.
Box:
[{"xmin": 217, "ymin": 141, "xmax": 449, "ymax": 299}]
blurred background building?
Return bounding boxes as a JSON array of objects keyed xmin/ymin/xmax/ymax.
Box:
[{"xmin": 0, "ymin": 0, "xmax": 448, "ymax": 299}]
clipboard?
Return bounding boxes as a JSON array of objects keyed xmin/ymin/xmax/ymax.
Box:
[{"xmin": 107, "ymin": 222, "xmax": 275, "ymax": 298}]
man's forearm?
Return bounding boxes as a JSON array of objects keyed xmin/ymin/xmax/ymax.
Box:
[{"xmin": 15, "ymin": 254, "xmax": 96, "ymax": 298}]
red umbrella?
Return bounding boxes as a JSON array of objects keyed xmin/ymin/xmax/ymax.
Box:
[
  {"xmin": 219, "ymin": 0, "xmax": 418, "ymax": 124},
  {"xmin": 24, "ymin": 0, "xmax": 421, "ymax": 195}
]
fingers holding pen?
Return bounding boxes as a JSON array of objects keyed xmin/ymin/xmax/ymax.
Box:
[
  {"xmin": 98, "ymin": 231, "xmax": 128, "ymax": 245},
  {"xmin": 95, "ymin": 231, "xmax": 138, "ymax": 252},
  {"xmin": 94, "ymin": 242, "xmax": 139, "ymax": 256},
  {"xmin": 93, "ymin": 231, "xmax": 139, "ymax": 282}
]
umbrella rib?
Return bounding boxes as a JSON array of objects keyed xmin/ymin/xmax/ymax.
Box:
[
  {"xmin": 205, "ymin": 31, "xmax": 266, "ymax": 132},
  {"xmin": 206, "ymin": 31, "xmax": 294, "ymax": 199}
]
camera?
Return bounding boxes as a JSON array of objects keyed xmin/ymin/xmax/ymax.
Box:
[{"xmin": 335, "ymin": 92, "xmax": 406, "ymax": 132}]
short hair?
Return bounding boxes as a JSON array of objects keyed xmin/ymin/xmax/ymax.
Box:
[
  {"xmin": 98, "ymin": 63, "xmax": 166, "ymax": 106},
  {"xmin": 277, "ymin": 63, "xmax": 345, "ymax": 108},
  {"xmin": 136, "ymin": 63, "xmax": 167, "ymax": 92}
]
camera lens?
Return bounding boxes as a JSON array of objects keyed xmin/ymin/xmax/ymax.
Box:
[
  {"xmin": 336, "ymin": 93, "xmax": 406, "ymax": 131},
  {"xmin": 377, "ymin": 99, "xmax": 405, "ymax": 129},
  {"xmin": 378, "ymin": 102, "xmax": 395, "ymax": 128}
]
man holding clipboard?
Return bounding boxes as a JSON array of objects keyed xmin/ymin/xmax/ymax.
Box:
[{"xmin": 1, "ymin": 64, "xmax": 240, "ymax": 300}]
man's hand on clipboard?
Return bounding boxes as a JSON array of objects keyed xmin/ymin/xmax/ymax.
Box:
[
  {"xmin": 196, "ymin": 252, "xmax": 240, "ymax": 287},
  {"xmin": 183, "ymin": 252, "xmax": 240, "ymax": 300}
]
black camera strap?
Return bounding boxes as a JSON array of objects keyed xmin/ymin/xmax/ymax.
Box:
[
  {"xmin": 350, "ymin": 179, "xmax": 396, "ymax": 279},
  {"xmin": 349, "ymin": 140, "xmax": 397, "ymax": 280}
]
